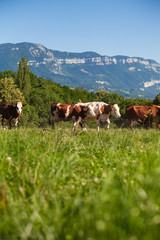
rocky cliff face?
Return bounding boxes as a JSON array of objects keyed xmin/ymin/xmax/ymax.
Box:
[{"xmin": 0, "ymin": 42, "xmax": 160, "ymax": 98}]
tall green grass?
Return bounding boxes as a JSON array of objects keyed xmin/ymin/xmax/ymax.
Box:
[{"xmin": 0, "ymin": 126, "xmax": 160, "ymax": 239}]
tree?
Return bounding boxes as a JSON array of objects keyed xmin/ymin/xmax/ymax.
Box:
[
  {"xmin": 153, "ymin": 94, "xmax": 160, "ymax": 105},
  {"xmin": 0, "ymin": 70, "xmax": 17, "ymax": 80},
  {"xmin": 17, "ymin": 55, "xmax": 31, "ymax": 102},
  {"xmin": 0, "ymin": 77, "xmax": 24, "ymax": 102}
]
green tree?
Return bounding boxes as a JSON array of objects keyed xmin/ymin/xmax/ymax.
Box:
[
  {"xmin": 29, "ymin": 77, "xmax": 62, "ymax": 126},
  {"xmin": 153, "ymin": 94, "xmax": 160, "ymax": 105},
  {"xmin": 17, "ymin": 55, "xmax": 31, "ymax": 102},
  {"xmin": 0, "ymin": 77, "xmax": 24, "ymax": 102},
  {"xmin": 0, "ymin": 70, "xmax": 17, "ymax": 80}
]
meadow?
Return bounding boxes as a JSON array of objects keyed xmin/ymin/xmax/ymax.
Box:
[{"xmin": 0, "ymin": 123, "xmax": 160, "ymax": 240}]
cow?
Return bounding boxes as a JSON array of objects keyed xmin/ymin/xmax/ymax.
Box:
[
  {"xmin": 51, "ymin": 103, "xmax": 90, "ymax": 132},
  {"xmin": 125, "ymin": 105, "xmax": 160, "ymax": 128},
  {"xmin": 0, "ymin": 102, "xmax": 27, "ymax": 129},
  {"xmin": 75, "ymin": 102, "xmax": 121, "ymax": 131}
]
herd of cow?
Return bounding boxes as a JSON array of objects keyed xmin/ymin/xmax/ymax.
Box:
[{"xmin": 0, "ymin": 101, "xmax": 160, "ymax": 131}]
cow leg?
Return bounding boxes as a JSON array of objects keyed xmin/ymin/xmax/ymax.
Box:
[
  {"xmin": 79, "ymin": 119, "xmax": 87, "ymax": 131},
  {"xmin": 96, "ymin": 119, "xmax": 100, "ymax": 131},
  {"xmin": 52, "ymin": 120, "xmax": 56, "ymax": 129},
  {"xmin": 73, "ymin": 117, "xmax": 82, "ymax": 132},
  {"xmin": 9, "ymin": 120, "xmax": 12, "ymax": 129},
  {"xmin": 130, "ymin": 119, "xmax": 135, "ymax": 128},
  {"xmin": 105, "ymin": 116, "xmax": 110, "ymax": 130},
  {"xmin": 52, "ymin": 116, "xmax": 56, "ymax": 129},
  {"xmin": 1, "ymin": 118, "xmax": 6, "ymax": 130},
  {"xmin": 132, "ymin": 120, "xmax": 136, "ymax": 128},
  {"xmin": 125, "ymin": 119, "xmax": 131, "ymax": 127},
  {"xmin": 14, "ymin": 118, "xmax": 19, "ymax": 129},
  {"xmin": 130, "ymin": 119, "xmax": 136, "ymax": 128}
]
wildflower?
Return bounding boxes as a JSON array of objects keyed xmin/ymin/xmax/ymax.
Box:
[
  {"xmin": 7, "ymin": 157, "xmax": 12, "ymax": 163},
  {"xmin": 132, "ymin": 160, "xmax": 136, "ymax": 164},
  {"xmin": 113, "ymin": 168, "xmax": 116, "ymax": 171},
  {"xmin": 94, "ymin": 177, "xmax": 98, "ymax": 183},
  {"xmin": 71, "ymin": 185, "xmax": 75, "ymax": 189}
]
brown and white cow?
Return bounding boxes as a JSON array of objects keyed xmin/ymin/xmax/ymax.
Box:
[
  {"xmin": 75, "ymin": 102, "xmax": 121, "ymax": 131},
  {"xmin": 0, "ymin": 102, "xmax": 27, "ymax": 129},
  {"xmin": 51, "ymin": 103, "xmax": 89, "ymax": 132},
  {"xmin": 125, "ymin": 105, "xmax": 160, "ymax": 128}
]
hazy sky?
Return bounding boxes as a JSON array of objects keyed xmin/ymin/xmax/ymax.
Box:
[{"xmin": 0, "ymin": 0, "xmax": 160, "ymax": 63}]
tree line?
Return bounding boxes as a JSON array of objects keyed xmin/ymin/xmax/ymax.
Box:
[{"xmin": 0, "ymin": 55, "xmax": 159, "ymax": 127}]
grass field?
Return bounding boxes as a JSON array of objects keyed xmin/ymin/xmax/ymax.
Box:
[{"xmin": 0, "ymin": 124, "xmax": 160, "ymax": 240}]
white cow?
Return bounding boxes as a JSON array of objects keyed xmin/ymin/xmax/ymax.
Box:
[{"xmin": 75, "ymin": 102, "xmax": 121, "ymax": 131}]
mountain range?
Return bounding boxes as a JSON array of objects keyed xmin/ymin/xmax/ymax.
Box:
[{"xmin": 0, "ymin": 42, "xmax": 160, "ymax": 99}]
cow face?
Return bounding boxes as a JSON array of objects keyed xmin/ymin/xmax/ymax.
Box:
[
  {"xmin": 16, "ymin": 102, "xmax": 23, "ymax": 114},
  {"xmin": 111, "ymin": 104, "xmax": 121, "ymax": 118}
]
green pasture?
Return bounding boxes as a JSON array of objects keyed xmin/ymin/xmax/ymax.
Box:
[{"xmin": 0, "ymin": 125, "xmax": 160, "ymax": 240}]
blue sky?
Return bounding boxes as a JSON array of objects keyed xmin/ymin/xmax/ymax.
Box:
[{"xmin": 0, "ymin": 0, "xmax": 160, "ymax": 63}]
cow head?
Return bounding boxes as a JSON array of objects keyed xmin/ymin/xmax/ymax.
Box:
[
  {"xmin": 16, "ymin": 102, "xmax": 27, "ymax": 114},
  {"xmin": 110, "ymin": 104, "xmax": 121, "ymax": 118}
]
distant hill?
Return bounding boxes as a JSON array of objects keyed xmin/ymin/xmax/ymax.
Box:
[{"xmin": 0, "ymin": 42, "xmax": 160, "ymax": 99}]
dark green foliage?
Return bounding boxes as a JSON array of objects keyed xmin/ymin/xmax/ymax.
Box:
[
  {"xmin": 0, "ymin": 70, "xmax": 17, "ymax": 80},
  {"xmin": 17, "ymin": 55, "xmax": 31, "ymax": 102},
  {"xmin": 153, "ymin": 94, "xmax": 160, "ymax": 105}
]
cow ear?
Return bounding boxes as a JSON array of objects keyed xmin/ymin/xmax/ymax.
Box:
[{"xmin": 23, "ymin": 104, "xmax": 27, "ymax": 107}]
